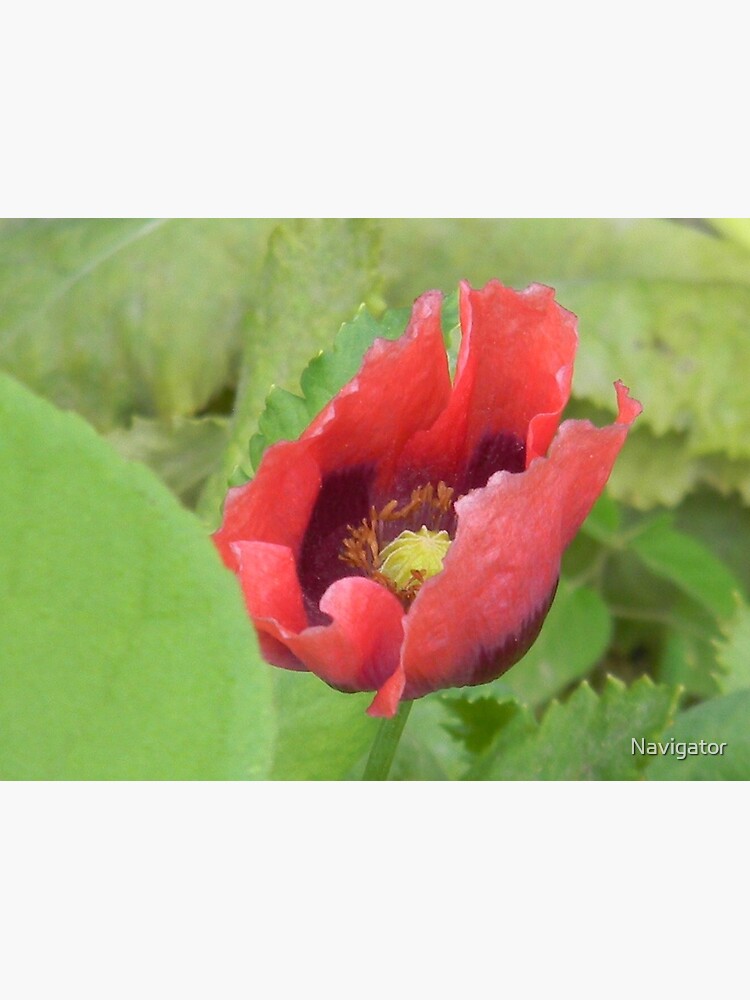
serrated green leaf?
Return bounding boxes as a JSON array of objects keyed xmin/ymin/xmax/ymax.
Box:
[
  {"xmin": 443, "ymin": 696, "xmax": 535, "ymax": 755},
  {"xmin": 467, "ymin": 677, "xmax": 678, "ymax": 780},
  {"xmin": 644, "ymin": 690, "xmax": 750, "ymax": 780},
  {"xmin": 106, "ymin": 415, "xmax": 229, "ymax": 507},
  {"xmin": 654, "ymin": 597, "xmax": 723, "ymax": 699},
  {"xmin": 606, "ymin": 426, "xmax": 704, "ymax": 508},
  {"xmin": 566, "ymin": 400, "xmax": 750, "ymax": 512},
  {"xmin": 601, "ymin": 430, "xmax": 750, "ymax": 512},
  {"xmin": 557, "ymin": 278, "xmax": 750, "ymax": 461},
  {"xmin": 0, "ymin": 373, "xmax": 275, "ymax": 779},
  {"xmin": 247, "ymin": 389, "xmax": 311, "ymax": 470},
  {"xmin": 562, "ymin": 399, "xmax": 701, "ymax": 511},
  {"xmin": 629, "ymin": 516, "xmax": 743, "ymax": 621},
  {"xmin": 201, "ymin": 219, "xmax": 383, "ymax": 523},
  {"xmin": 698, "ymin": 452, "xmax": 750, "ymax": 506},
  {"xmin": 0, "ymin": 219, "xmax": 274, "ymax": 430},
  {"xmin": 715, "ymin": 602, "xmax": 750, "ymax": 694}
]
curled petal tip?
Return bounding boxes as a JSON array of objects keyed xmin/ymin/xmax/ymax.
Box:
[{"xmin": 613, "ymin": 380, "xmax": 643, "ymax": 425}]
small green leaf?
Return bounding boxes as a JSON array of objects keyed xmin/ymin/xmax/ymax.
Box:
[
  {"xmin": 580, "ymin": 492, "xmax": 622, "ymax": 543},
  {"xmin": 629, "ymin": 516, "xmax": 743, "ymax": 621},
  {"xmin": 715, "ymin": 602, "xmax": 750, "ymax": 694},
  {"xmin": 0, "ymin": 373, "xmax": 274, "ymax": 779},
  {"xmin": 673, "ymin": 489, "xmax": 750, "ymax": 603},
  {"xmin": 466, "ymin": 677, "xmax": 679, "ymax": 780},
  {"xmin": 644, "ymin": 690, "xmax": 750, "ymax": 780}
]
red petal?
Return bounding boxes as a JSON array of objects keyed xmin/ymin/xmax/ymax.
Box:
[
  {"xmin": 231, "ymin": 541, "xmax": 308, "ymax": 631},
  {"xmin": 303, "ymin": 290, "xmax": 451, "ymax": 487},
  {"xmin": 232, "ymin": 539, "xmax": 405, "ymax": 694},
  {"xmin": 214, "ymin": 293, "xmax": 448, "ymax": 568},
  {"xmin": 458, "ymin": 280, "xmax": 578, "ymax": 464},
  {"xmin": 367, "ymin": 665, "xmax": 406, "ymax": 718},
  {"xmin": 231, "ymin": 541, "xmax": 309, "ymax": 671},
  {"xmin": 395, "ymin": 280, "xmax": 578, "ymax": 484},
  {"xmin": 614, "ymin": 379, "xmax": 643, "ymax": 425},
  {"xmin": 284, "ymin": 578, "xmax": 405, "ymax": 693},
  {"xmin": 213, "ymin": 440, "xmax": 322, "ymax": 572},
  {"xmin": 400, "ymin": 382, "xmax": 641, "ymax": 698}
]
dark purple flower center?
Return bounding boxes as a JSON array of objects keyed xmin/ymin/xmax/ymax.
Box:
[
  {"xmin": 298, "ymin": 431, "xmax": 526, "ymax": 622},
  {"xmin": 298, "ymin": 465, "xmax": 374, "ymax": 623}
]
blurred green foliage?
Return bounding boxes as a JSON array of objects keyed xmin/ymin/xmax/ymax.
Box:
[{"xmin": 2, "ymin": 218, "xmax": 749, "ymax": 779}]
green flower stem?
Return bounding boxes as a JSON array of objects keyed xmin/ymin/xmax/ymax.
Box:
[{"xmin": 362, "ymin": 700, "xmax": 414, "ymax": 780}]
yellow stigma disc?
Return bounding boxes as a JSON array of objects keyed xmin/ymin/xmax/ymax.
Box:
[{"xmin": 377, "ymin": 526, "xmax": 451, "ymax": 591}]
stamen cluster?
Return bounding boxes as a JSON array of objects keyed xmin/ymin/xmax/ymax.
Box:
[{"xmin": 339, "ymin": 481, "xmax": 455, "ymax": 608}]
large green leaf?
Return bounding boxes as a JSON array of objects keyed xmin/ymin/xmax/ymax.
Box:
[
  {"xmin": 0, "ymin": 373, "xmax": 274, "ymax": 779},
  {"xmin": 268, "ymin": 672, "xmax": 377, "ymax": 781},
  {"xmin": 645, "ymin": 690, "xmax": 750, "ymax": 780},
  {"xmin": 201, "ymin": 219, "xmax": 383, "ymax": 522},
  {"xmin": 466, "ymin": 677, "xmax": 678, "ymax": 780},
  {"xmin": 0, "ymin": 219, "xmax": 274, "ymax": 430}
]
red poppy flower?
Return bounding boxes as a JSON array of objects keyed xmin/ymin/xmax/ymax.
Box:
[{"xmin": 213, "ymin": 280, "xmax": 641, "ymax": 717}]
